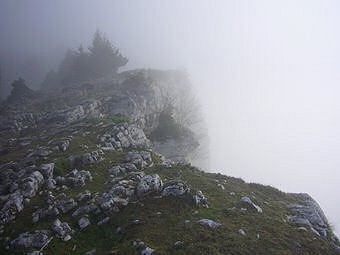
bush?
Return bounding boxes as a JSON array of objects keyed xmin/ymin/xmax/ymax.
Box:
[
  {"xmin": 43, "ymin": 30, "xmax": 128, "ymax": 88},
  {"xmin": 150, "ymin": 108, "xmax": 183, "ymax": 141}
]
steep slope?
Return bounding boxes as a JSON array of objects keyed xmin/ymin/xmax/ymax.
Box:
[{"xmin": 0, "ymin": 70, "xmax": 339, "ymax": 255}]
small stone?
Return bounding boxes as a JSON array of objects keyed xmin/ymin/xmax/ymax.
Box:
[
  {"xmin": 78, "ymin": 217, "xmax": 90, "ymax": 229},
  {"xmin": 132, "ymin": 219, "xmax": 141, "ymax": 225},
  {"xmin": 240, "ymin": 196, "xmax": 262, "ymax": 213},
  {"xmin": 197, "ymin": 219, "xmax": 221, "ymax": 229},
  {"xmin": 84, "ymin": 248, "xmax": 96, "ymax": 255},
  {"xmin": 141, "ymin": 247, "xmax": 154, "ymax": 255},
  {"xmin": 174, "ymin": 240, "xmax": 184, "ymax": 247},
  {"xmin": 97, "ymin": 217, "xmax": 110, "ymax": 226},
  {"xmin": 238, "ymin": 229, "xmax": 246, "ymax": 236}
]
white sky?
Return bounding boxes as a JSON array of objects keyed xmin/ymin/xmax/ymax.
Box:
[{"xmin": 1, "ymin": 0, "xmax": 339, "ymax": 234}]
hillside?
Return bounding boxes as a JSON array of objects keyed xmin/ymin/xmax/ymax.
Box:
[{"xmin": 0, "ymin": 70, "xmax": 339, "ymax": 255}]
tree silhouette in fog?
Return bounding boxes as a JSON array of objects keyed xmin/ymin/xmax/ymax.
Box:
[{"xmin": 42, "ymin": 30, "xmax": 128, "ymax": 88}]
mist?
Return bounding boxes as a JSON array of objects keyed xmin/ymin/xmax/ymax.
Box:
[{"xmin": 1, "ymin": 0, "xmax": 339, "ymax": 235}]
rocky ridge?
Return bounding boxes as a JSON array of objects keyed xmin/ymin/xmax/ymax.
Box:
[{"xmin": 0, "ymin": 70, "xmax": 339, "ymax": 254}]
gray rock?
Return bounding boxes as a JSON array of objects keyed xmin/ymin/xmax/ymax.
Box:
[
  {"xmin": 0, "ymin": 191, "xmax": 24, "ymax": 224},
  {"xmin": 141, "ymin": 247, "xmax": 155, "ymax": 255},
  {"xmin": 32, "ymin": 206, "xmax": 59, "ymax": 223},
  {"xmin": 102, "ymin": 124, "xmax": 151, "ymax": 150},
  {"xmin": 84, "ymin": 248, "xmax": 96, "ymax": 255},
  {"xmin": 11, "ymin": 230, "xmax": 49, "ymax": 249},
  {"xmin": 124, "ymin": 151, "xmax": 152, "ymax": 169},
  {"xmin": 136, "ymin": 174, "xmax": 163, "ymax": 197},
  {"xmin": 29, "ymin": 147, "xmax": 50, "ymax": 158},
  {"xmin": 39, "ymin": 163, "xmax": 54, "ymax": 179},
  {"xmin": 21, "ymin": 171, "xmax": 44, "ymax": 198},
  {"xmin": 240, "ymin": 196, "xmax": 263, "ymax": 213},
  {"xmin": 26, "ymin": 251, "xmax": 43, "ymax": 255},
  {"xmin": 57, "ymin": 198, "xmax": 77, "ymax": 213},
  {"xmin": 238, "ymin": 229, "xmax": 246, "ymax": 236},
  {"xmin": 76, "ymin": 190, "xmax": 92, "ymax": 202},
  {"xmin": 193, "ymin": 190, "xmax": 208, "ymax": 208},
  {"xmin": 288, "ymin": 193, "xmax": 330, "ymax": 237},
  {"xmin": 197, "ymin": 219, "xmax": 221, "ymax": 229},
  {"xmin": 57, "ymin": 169, "xmax": 92, "ymax": 187},
  {"xmin": 108, "ymin": 165, "xmax": 125, "ymax": 176},
  {"xmin": 72, "ymin": 203, "xmax": 98, "ymax": 217},
  {"xmin": 45, "ymin": 178, "xmax": 56, "ymax": 190},
  {"xmin": 97, "ymin": 217, "xmax": 110, "ymax": 226},
  {"xmin": 69, "ymin": 150, "xmax": 102, "ymax": 167},
  {"xmin": 49, "ymin": 138, "xmax": 71, "ymax": 152},
  {"xmin": 174, "ymin": 241, "xmax": 184, "ymax": 247},
  {"xmin": 51, "ymin": 218, "xmax": 74, "ymax": 241},
  {"xmin": 161, "ymin": 180, "xmax": 190, "ymax": 197},
  {"xmin": 78, "ymin": 217, "xmax": 90, "ymax": 229}
]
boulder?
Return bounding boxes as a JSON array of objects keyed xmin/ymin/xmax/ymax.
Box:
[
  {"xmin": 51, "ymin": 218, "xmax": 74, "ymax": 241},
  {"xmin": 193, "ymin": 190, "xmax": 208, "ymax": 208},
  {"xmin": 11, "ymin": 230, "xmax": 49, "ymax": 249},
  {"xmin": 45, "ymin": 178, "xmax": 56, "ymax": 190},
  {"xmin": 49, "ymin": 138, "xmax": 71, "ymax": 152},
  {"xmin": 161, "ymin": 180, "xmax": 190, "ymax": 197},
  {"xmin": 32, "ymin": 206, "xmax": 59, "ymax": 223},
  {"xmin": 78, "ymin": 217, "xmax": 90, "ymax": 229},
  {"xmin": 21, "ymin": 171, "xmax": 44, "ymax": 198},
  {"xmin": 288, "ymin": 193, "xmax": 329, "ymax": 237},
  {"xmin": 57, "ymin": 169, "xmax": 92, "ymax": 187},
  {"xmin": 69, "ymin": 150, "xmax": 103, "ymax": 167},
  {"xmin": 238, "ymin": 229, "xmax": 246, "ymax": 236},
  {"xmin": 197, "ymin": 219, "xmax": 221, "ymax": 229},
  {"xmin": 0, "ymin": 191, "xmax": 24, "ymax": 224},
  {"xmin": 72, "ymin": 203, "xmax": 98, "ymax": 217},
  {"xmin": 141, "ymin": 247, "xmax": 155, "ymax": 255},
  {"xmin": 76, "ymin": 190, "xmax": 92, "ymax": 202},
  {"xmin": 136, "ymin": 174, "xmax": 163, "ymax": 197},
  {"xmin": 102, "ymin": 123, "xmax": 151, "ymax": 150},
  {"xmin": 56, "ymin": 198, "xmax": 77, "ymax": 213},
  {"xmin": 39, "ymin": 163, "xmax": 54, "ymax": 179},
  {"xmin": 240, "ymin": 196, "xmax": 263, "ymax": 213},
  {"xmin": 124, "ymin": 151, "xmax": 152, "ymax": 169},
  {"xmin": 108, "ymin": 165, "xmax": 125, "ymax": 176}
]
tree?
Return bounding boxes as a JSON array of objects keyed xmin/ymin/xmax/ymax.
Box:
[
  {"xmin": 7, "ymin": 78, "xmax": 34, "ymax": 102},
  {"xmin": 88, "ymin": 30, "xmax": 128, "ymax": 77},
  {"xmin": 42, "ymin": 30, "xmax": 128, "ymax": 89}
]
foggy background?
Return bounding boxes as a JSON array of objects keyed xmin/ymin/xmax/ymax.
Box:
[{"xmin": 1, "ymin": 0, "xmax": 339, "ymax": 235}]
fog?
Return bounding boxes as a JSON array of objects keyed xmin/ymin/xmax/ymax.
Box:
[{"xmin": 1, "ymin": 0, "xmax": 339, "ymax": 234}]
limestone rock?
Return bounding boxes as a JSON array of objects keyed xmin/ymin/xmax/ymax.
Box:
[
  {"xmin": 136, "ymin": 174, "xmax": 163, "ymax": 197},
  {"xmin": 39, "ymin": 163, "xmax": 54, "ymax": 179},
  {"xmin": 11, "ymin": 230, "xmax": 49, "ymax": 249},
  {"xmin": 51, "ymin": 218, "xmax": 74, "ymax": 241},
  {"xmin": 288, "ymin": 193, "xmax": 329, "ymax": 237},
  {"xmin": 240, "ymin": 196, "xmax": 263, "ymax": 213},
  {"xmin": 197, "ymin": 219, "xmax": 221, "ymax": 229},
  {"xmin": 193, "ymin": 190, "xmax": 208, "ymax": 208},
  {"xmin": 141, "ymin": 247, "xmax": 155, "ymax": 255},
  {"xmin": 161, "ymin": 180, "xmax": 190, "ymax": 197},
  {"xmin": 78, "ymin": 217, "xmax": 90, "ymax": 229}
]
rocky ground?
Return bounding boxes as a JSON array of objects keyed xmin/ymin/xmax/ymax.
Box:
[{"xmin": 0, "ymin": 70, "xmax": 339, "ymax": 254}]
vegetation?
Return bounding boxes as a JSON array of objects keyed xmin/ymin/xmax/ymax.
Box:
[
  {"xmin": 42, "ymin": 30, "xmax": 128, "ymax": 88},
  {"xmin": 150, "ymin": 107, "xmax": 183, "ymax": 141},
  {"xmin": 0, "ymin": 117, "xmax": 338, "ymax": 254}
]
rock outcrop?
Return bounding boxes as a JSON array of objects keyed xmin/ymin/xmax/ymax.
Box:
[{"xmin": 288, "ymin": 193, "xmax": 331, "ymax": 237}]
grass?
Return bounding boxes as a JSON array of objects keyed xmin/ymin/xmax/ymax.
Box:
[{"xmin": 0, "ymin": 119, "xmax": 339, "ymax": 255}]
